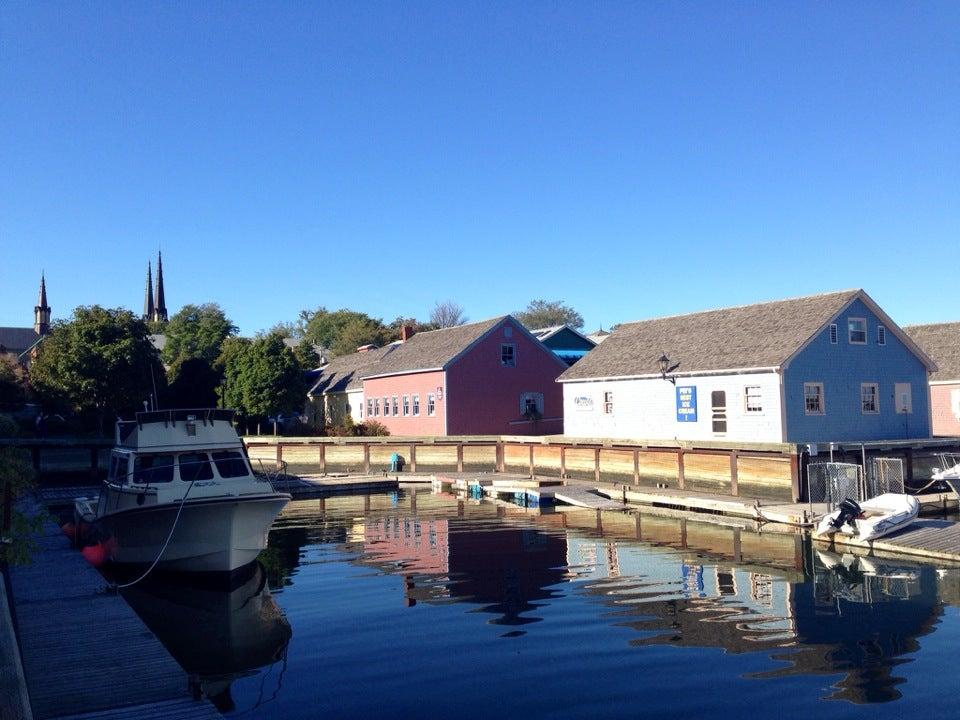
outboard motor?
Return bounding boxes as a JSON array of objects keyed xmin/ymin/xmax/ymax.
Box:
[{"xmin": 830, "ymin": 498, "xmax": 863, "ymax": 530}]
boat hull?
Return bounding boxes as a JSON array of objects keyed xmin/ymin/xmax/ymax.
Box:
[
  {"xmin": 96, "ymin": 494, "xmax": 289, "ymax": 573},
  {"xmin": 815, "ymin": 493, "xmax": 919, "ymax": 542}
]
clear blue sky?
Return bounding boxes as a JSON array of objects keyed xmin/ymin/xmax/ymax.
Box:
[{"xmin": 2, "ymin": 2, "xmax": 958, "ymax": 335}]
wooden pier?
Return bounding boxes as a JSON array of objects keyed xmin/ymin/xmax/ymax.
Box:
[
  {"xmin": 815, "ymin": 518, "xmax": 960, "ymax": 565},
  {"xmin": 7, "ymin": 513, "xmax": 220, "ymax": 720}
]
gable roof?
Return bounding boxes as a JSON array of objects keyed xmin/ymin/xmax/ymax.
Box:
[
  {"xmin": 904, "ymin": 321, "xmax": 960, "ymax": 382},
  {"xmin": 530, "ymin": 324, "xmax": 596, "ymax": 347},
  {"xmin": 361, "ymin": 316, "xmax": 507, "ymax": 380},
  {"xmin": 0, "ymin": 327, "xmax": 39, "ymax": 353},
  {"xmin": 308, "ymin": 344, "xmax": 399, "ymax": 396},
  {"xmin": 559, "ymin": 289, "xmax": 932, "ymax": 382}
]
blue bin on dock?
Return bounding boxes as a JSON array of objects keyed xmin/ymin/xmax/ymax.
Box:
[{"xmin": 389, "ymin": 453, "xmax": 405, "ymax": 472}]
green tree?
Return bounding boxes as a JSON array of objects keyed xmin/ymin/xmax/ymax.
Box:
[
  {"xmin": 0, "ymin": 416, "xmax": 41, "ymax": 564},
  {"xmin": 291, "ymin": 341, "xmax": 321, "ymax": 370},
  {"xmin": 0, "ymin": 356, "xmax": 28, "ymax": 411},
  {"xmin": 302, "ymin": 308, "xmax": 389, "ymax": 357},
  {"xmin": 216, "ymin": 336, "xmax": 252, "ymax": 411},
  {"xmin": 161, "ymin": 303, "xmax": 237, "ymax": 366},
  {"xmin": 166, "ymin": 357, "xmax": 220, "ymax": 408},
  {"xmin": 386, "ymin": 316, "xmax": 437, "ymax": 341},
  {"xmin": 28, "ymin": 306, "xmax": 165, "ymax": 434},
  {"xmin": 221, "ymin": 334, "xmax": 305, "ymax": 419},
  {"xmin": 515, "ymin": 299, "xmax": 584, "ymax": 330}
]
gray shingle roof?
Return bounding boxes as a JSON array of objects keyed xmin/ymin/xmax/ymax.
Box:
[
  {"xmin": 904, "ymin": 322, "xmax": 960, "ymax": 382},
  {"xmin": 0, "ymin": 327, "xmax": 39, "ymax": 354},
  {"xmin": 559, "ymin": 290, "xmax": 864, "ymax": 381},
  {"xmin": 361, "ymin": 316, "xmax": 506, "ymax": 379},
  {"xmin": 308, "ymin": 344, "xmax": 399, "ymax": 396}
]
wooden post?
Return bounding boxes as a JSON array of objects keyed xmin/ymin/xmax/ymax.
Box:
[
  {"xmin": 594, "ymin": 447, "xmax": 601, "ymax": 483},
  {"xmin": 680, "ymin": 518, "xmax": 688, "ymax": 548},
  {"xmin": 729, "ymin": 450, "xmax": 739, "ymax": 496},
  {"xmin": 677, "ymin": 449, "xmax": 685, "ymax": 490},
  {"xmin": 528, "ymin": 444, "xmax": 535, "ymax": 478},
  {"xmin": 410, "ymin": 489, "xmax": 417, "ymax": 511},
  {"xmin": 633, "ymin": 448, "xmax": 640, "ymax": 485},
  {"xmin": 790, "ymin": 452, "xmax": 801, "ymax": 502},
  {"xmin": 560, "ymin": 446, "xmax": 566, "ymax": 479},
  {"xmin": 496, "ymin": 441, "xmax": 504, "ymax": 473},
  {"xmin": 635, "ymin": 512, "xmax": 641, "ymax": 540},
  {"xmin": 363, "ymin": 443, "xmax": 371, "ymax": 474},
  {"xmin": 457, "ymin": 444, "xmax": 464, "ymax": 473},
  {"xmin": 364, "ymin": 495, "xmax": 371, "ymax": 512},
  {"xmin": 905, "ymin": 448, "xmax": 915, "ymax": 483},
  {"xmin": 275, "ymin": 443, "xmax": 283, "ymax": 471},
  {"xmin": 409, "ymin": 444, "xmax": 417, "ymax": 473},
  {"xmin": 732, "ymin": 527, "xmax": 742, "ymax": 563},
  {"xmin": 319, "ymin": 443, "xmax": 326, "ymax": 474}
]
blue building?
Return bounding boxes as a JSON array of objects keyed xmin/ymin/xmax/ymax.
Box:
[
  {"xmin": 560, "ymin": 289, "xmax": 936, "ymax": 444},
  {"xmin": 530, "ymin": 325, "xmax": 597, "ymax": 366}
]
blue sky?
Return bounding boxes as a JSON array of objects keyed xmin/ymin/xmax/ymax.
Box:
[{"xmin": 2, "ymin": 2, "xmax": 958, "ymax": 335}]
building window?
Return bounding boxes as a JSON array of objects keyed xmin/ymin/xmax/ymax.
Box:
[
  {"xmin": 711, "ymin": 390, "xmax": 727, "ymax": 433},
  {"xmin": 861, "ymin": 383, "xmax": 879, "ymax": 414},
  {"xmin": 392, "ymin": 396, "xmax": 399, "ymax": 416},
  {"xmin": 402, "ymin": 395, "xmax": 409, "ymax": 416},
  {"xmin": 413, "ymin": 394, "xmax": 420, "ymax": 416},
  {"xmin": 373, "ymin": 398, "xmax": 380, "ymax": 416},
  {"xmin": 359, "ymin": 401, "xmax": 363, "ymax": 418},
  {"xmin": 427, "ymin": 393, "xmax": 436, "ymax": 416},
  {"xmin": 603, "ymin": 391, "xmax": 614, "ymax": 414},
  {"xmin": 877, "ymin": 325, "xmax": 886, "ymax": 346},
  {"xmin": 848, "ymin": 318, "xmax": 867, "ymax": 344},
  {"xmin": 519, "ymin": 392, "xmax": 544, "ymax": 418},
  {"xmin": 504, "ymin": 326, "xmax": 513, "ymax": 338},
  {"xmin": 804, "ymin": 383, "xmax": 825, "ymax": 415},
  {"xmin": 829, "ymin": 324, "xmax": 838, "ymax": 345},
  {"xmin": 501, "ymin": 343, "xmax": 516, "ymax": 367},
  {"xmin": 744, "ymin": 386, "xmax": 762, "ymax": 413},
  {"xmin": 366, "ymin": 399, "xmax": 373, "ymax": 417}
]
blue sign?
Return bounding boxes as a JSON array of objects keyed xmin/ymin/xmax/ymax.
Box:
[{"xmin": 676, "ymin": 386, "xmax": 697, "ymax": 422}]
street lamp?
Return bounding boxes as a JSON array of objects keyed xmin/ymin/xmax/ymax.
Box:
[{"xmin": 658, "ymin": 352, "xmax": 680, "ymax": 384}]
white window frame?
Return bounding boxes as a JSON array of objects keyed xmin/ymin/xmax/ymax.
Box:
[
  {"xmin": 427, "ymin": 393, "xmax": 436, "ymax": 416},
  {"xmin": 829, "ymin": 324, "xmax": 838, "ymax": 345},
  {"xmin": 519, "ymin": 391, "xmax": 544, "ymax": 416},
  {"xmin": 848, "ymin": 318, "xmax": 867, "ymax": 345},
  {"xmin": 373, "ymin": 398, "xmax": 380, "ymax": 416},
  {"xmin": 366, "ymin": 399, "xmax": 373, "ymax": 417},
  {"xmin": 860, "ymin": 383, "xmax": 879, "ymax": 414},
  {"xmin": 413, "ymin": 394, "xmax": 420, "ymax": 416},
  {"xmin": 877, "ymin": 325, "xmax": 886, "ymax": 346},
  {"xmin": 402, "ymin": 395, "xmax": 409, "ymax": 416},
  {"xmin": 744, "ymin": 386, "xmax": 762, "ymax": 414},
  {"xmin": 392, "ymin": 396, "xmax": 398, "ymax": 416},
  {"xmin": 804, "ymin": 382, "xmax": 825, "ymax": 415},
  {"xmin": 501, "ymin": 343, "xmax": 516, "ymax": 367}
]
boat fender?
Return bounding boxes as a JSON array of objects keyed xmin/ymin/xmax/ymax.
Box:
[{"xmin": 81, "ymin": 542, "xmax": 109, "ymax": 567}]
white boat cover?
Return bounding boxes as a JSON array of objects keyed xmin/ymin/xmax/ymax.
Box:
[{"xmin": 815, "ymin": 493, "xmax": 919, "ymax": 542}]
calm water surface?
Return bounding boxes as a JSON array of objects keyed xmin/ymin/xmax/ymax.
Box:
[{"xmin": 123, "ymin": 490, "xmax": 960, "ymax": 719}]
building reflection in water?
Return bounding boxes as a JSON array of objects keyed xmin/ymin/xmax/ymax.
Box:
[
  {"xmin": 119, "ymin": 563, "xmax": 292, "ymax": 713},
  {"xmin": 265, "ymin": 491, "xmax": 956, "ymax": 705}
]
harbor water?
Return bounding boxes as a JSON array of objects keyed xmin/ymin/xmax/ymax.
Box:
[{"xmin": 121, "ymin": 490, "xmax": 960, "ymax": 719}]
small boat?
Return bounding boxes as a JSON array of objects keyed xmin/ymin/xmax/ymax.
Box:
[
  {"xmin": 815, "ymin": 493, "xmax": 919, "ymax": 542},
  {"xmin": 74, "ymin": 408, "xmax": 291, "ymax": 574},
  {"xmin": 932, "ymin": 454, "xmax": 960, "ymax": 495}
]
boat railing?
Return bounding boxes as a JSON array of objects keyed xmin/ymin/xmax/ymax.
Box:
[{"xmin": 936, "ymin": 453, "xmax": 960, "ymax": 472}]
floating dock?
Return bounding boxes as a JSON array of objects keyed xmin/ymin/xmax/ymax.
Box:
[{"xmin": 815, "ymin": 518, "xmax": 960, "ymax": 565}]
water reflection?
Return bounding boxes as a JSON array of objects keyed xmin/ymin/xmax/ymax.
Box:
[{"xmin": 119, "ymin": 563, "xmax": 292, "ymax": 713}]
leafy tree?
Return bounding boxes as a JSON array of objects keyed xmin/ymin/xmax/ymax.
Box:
[
  {"xmin": 28, "ymin": 306, "xmax": 166, "ymax": 434},
  {"xmin": 0, "ymin": 356, "xmax": 28, "ymax": 411},
  {"xmin": 216, "ymin": 337, "xmax": 252, "ymax": 411},
  {"xmin": 302, "ymin": 308, "xmax": 389, "ymax": 354},
  {"xmin": 0, "ymin": 417, "xmax": 40, "ymax": 564},
  {"xmin": 291, "ymin": 341, "xmax": 321, "ymax": 370},
  {"xmin": 166, "ymin": 357, "xmax": 220, "ymax": 408},
  {"xmin": 265, "ymin": 321, "xmax": 300, "ymax": 339},
  {"xmin": 515, "ymin": 299, "xmax": 584, "ymax": 330},
  {"xmin": 386, "ymin": 316, "xmax": 437, "ymax": 341},
  {"xmin": 161, "ymin": 303, "xmax": 237, "ymax": 366},
  {"xmin": 430, "ymin": 300, "xmax": 467, "ymax": 328},
  {"xmin": 220, "ymin": 334, "xmax": 305, "ymax": 419}
]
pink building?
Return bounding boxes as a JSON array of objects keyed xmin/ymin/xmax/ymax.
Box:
[
  {"xmin": 905, "ymin": 322, "xmax": 960, "ymax": 437},
  {"xmin": 359, "ymin": 316, "xmax": 567, "ymax": 435}
]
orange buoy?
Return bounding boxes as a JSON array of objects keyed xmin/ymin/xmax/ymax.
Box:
[
  {"xmin": 81, "ymin": 543, "xmax": 109, "ymax": 567},
  {"xmin": 60, "ymin": 522, "xmax": 77, "ymax": 542}
]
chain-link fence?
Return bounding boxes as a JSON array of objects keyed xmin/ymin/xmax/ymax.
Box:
[
  {"xmin": 866, "ymin": 457, "xmax": 904, "ymax": 499},
  {"xmin": 807, "ymin": 462, "xmax": 862, "ymax": 508}
]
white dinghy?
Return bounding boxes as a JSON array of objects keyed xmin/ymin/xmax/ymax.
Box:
[{"xmin": 815, "ymin": 493, "xmax": 919, "ymax": 542}]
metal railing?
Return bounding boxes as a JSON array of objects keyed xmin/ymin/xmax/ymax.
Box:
[{"xmin": 807, "ymin": 462, "xmax": 862, "ymax": 510}]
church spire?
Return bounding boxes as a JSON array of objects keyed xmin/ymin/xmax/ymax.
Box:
[
  {"xmin": 34, "ymin": 273, "xmax": 51, "ymax": 335},
  {"xmin": 144, "ymin": 262, "xmax": 155, "ymax": 320},
  {"xmin": 154, "ymin": 251, "xmax": 168, "ymax": 323}
]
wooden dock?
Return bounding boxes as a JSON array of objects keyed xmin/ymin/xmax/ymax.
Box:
[
  {"xmin": 815, "ymin": 518, "xmax": 960, "ymax": 565},
  {"xmin": 7, "ymin": 514, "xmax": 220, "ymax": 720},
  {"xmin": 553, "ymin": 486, "xmax": 625, "ymax": 510}
]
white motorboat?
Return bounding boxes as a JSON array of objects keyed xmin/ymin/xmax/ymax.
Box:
[
  {"xmin": 74, "ymin": 409, "xmax": 290, "ymax": 573},
  {"xmin": 932, "ymin": 453, "xmax": 960, "ymax": 495},
  {"xmin": 815, "ymin": 493, "xmax": 919, "ymax": 542}
]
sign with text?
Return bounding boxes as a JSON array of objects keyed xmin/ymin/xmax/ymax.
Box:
[
  {"xmin": 676, "ymin": 386, "xmax": 698, "ymax": 422},
  {"xmin": 574, "ymin": 395, "xmax": 594, "ymax": 411}
]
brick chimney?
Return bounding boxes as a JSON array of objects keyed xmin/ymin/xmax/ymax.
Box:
[
  {"xmin": 356, "ymin": 344, "xmax": 376, "ymax": 353},
  {"xmin": 400, "ymin": 325, "xmax": 416, "ymax": 342}
]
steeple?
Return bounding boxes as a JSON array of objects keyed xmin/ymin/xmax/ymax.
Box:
[
  {"xmin": 153, "ymin": 251, "xmax": 167, "ymax": 323},
  {"xmin": 34, "ymin": 273, "xmax": 51, "ymax": 335},
  {"xmin": 144, "ymin": 262, "xmax": 155, "ymax": 320}
]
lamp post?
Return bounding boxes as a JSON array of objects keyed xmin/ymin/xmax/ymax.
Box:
[{"xmin": 658, "ymin": 352, "xmax": 680, "ymax": 384}]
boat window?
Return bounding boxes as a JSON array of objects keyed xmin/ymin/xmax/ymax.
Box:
[
  {"xmin": 110, "ymin": 455, "xmax": 130, "ymax": 484},
  {"xmin": 133, "ymin": 455, "xmax": 175, "ymax": 484},
  {"xmin": 211, "ymin": 450, "xmax": 249, "ymax": 478},
  {"xmin": 179, "ymin": 452, "xmax": 214, "ymax": 482}
]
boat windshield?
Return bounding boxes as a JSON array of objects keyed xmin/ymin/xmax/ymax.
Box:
[
  {"xmin": 134, "ymin": 455, "xmax": 175, "ymax": 484},
  {"xmin": 211, "ymin": 450, "xmax": 249, "ymax": 478},
  {"xmin": 179, "ymin": 452, "xmax": 214, "ymax": 482},
  {"xmin": 109, "ymin": 454, "xmax": 130, "ymax": 484}
]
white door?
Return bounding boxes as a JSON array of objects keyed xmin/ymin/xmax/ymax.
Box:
[{"xmin": 894, "ymin": 383, "xmax": 912, "ymax": 414}]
